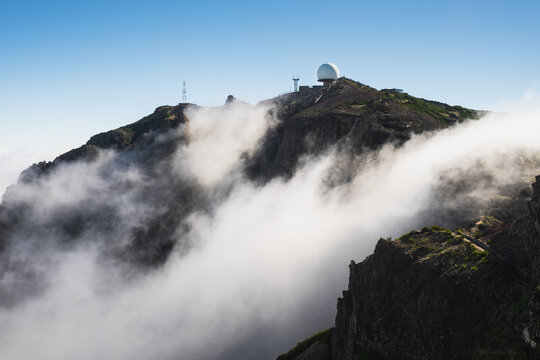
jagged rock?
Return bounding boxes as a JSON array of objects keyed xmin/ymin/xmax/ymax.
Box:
[
  {"xmin": 331, "ymin": 229, "xmax": 537, "ymax": 359},
  {"xmin": 248, "ymin": 78, "xmax": 478, "ymax": 180},
  {"xmin": 0, "ymin": 103, "xmax": 196, "ymax": 268},
  {"xmin": 527, "ymin": 176, "xmax": 540, "ymax": 283},
  {"xmin": 490, "ymin": 175, "xmax": 540, "ymax": 284},
  {"xmin": 282, "ymin": 185, "xmax": 540, "ymax": 360}
]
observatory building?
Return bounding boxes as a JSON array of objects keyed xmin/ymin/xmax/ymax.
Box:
[
  {"xmin": 295, "ymin": 62, "xmax": 341, "ymax": 93},
  {"xmin": 317, "ymin": 62, "xmax": 340, "ymax": 86}
]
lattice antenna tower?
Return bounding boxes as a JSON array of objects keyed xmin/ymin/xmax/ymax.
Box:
[
  {"xmin": 292, "ymin": 74, "xmax": 300, "ymax": 92},
  {"xmin": 182, "ymin": 81, "xmax": 187, "ymax": 102}
]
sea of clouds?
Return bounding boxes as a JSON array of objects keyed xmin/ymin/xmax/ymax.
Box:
[{"xmin": 1, "ymin": 99, "xmax": 540, "ymax": 360}]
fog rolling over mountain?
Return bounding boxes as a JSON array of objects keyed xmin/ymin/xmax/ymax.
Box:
[{"xmin": 1, "ymin": 88, "xmax": 540, "ymax": 359}]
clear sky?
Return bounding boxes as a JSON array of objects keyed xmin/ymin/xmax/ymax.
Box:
[{"xmin": 1, "ymin": 0, "xmax": 540, "ymax": 177}]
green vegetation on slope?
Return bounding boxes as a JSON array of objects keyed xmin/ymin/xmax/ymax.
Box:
[
  {"xmin": 276, "ymin": 328, "xmax": 333, "ymax": 360},
  {"xmin": 388, "ymin": 91, "xmax": 478, "ymax": 124},
  {"xmin": 87, "ymin": 105, "xmax": 187, "ymax": 149},
  {"xmin": 397, "ymin": 226, "xmax": 491, "ymax": 274},
  {"xmin": 290, "ymin": 79, "xmax": 477, "ymax": 124}
]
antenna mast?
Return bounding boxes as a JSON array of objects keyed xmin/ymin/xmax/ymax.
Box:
[{"xmin": 182, "ymin": 81, "xmax": 187, "ymax": 102}]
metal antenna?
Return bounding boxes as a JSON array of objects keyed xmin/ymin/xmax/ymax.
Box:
[
  {"xmin": 292, "ymin": 74, "xmax": 300, "ymax": 92},
  {"xmin": 182, "ymin": 81, "xmax": 187, "ymax": 102}
]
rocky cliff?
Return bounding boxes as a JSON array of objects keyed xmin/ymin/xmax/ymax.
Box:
[
  {"xmin": 332, "ymin": 229, "xmax": 538, "ymax": 359},
  {"xmin": 279, "ymin": 180, "xmax": 540, "ymax": 360},
  {"xmin": 0, "ymin": 103, "xmax": 199, "ymax": 269},
  {"xmin": 489, "ymin": 176, "xmax": 540, "ymax": 286},
  {"xmin": 18, "ymin": 103, "xmax": 192, "ymax": 183},
  {"xmin": 248, "ymin": 78, "xmax": 477, "ymax": 180}
]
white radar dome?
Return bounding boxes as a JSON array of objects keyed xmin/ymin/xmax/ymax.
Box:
[{"xmin": 317, "ymin": 62, "xmax": 340, "ymax": 81}]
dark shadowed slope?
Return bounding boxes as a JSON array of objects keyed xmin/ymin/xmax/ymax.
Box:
[{"xmin": 247, "ymin": 78, "xmax": 478, "ymax": 180}]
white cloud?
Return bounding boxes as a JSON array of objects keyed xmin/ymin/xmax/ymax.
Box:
[
  {"xmin": 0, "ymin": 149, "xmax": 58, "ymax": 198},
  {"xmin": 0, "ymin": 104, "xmax": 540, "ymax": 360},
  {"xmin": 175, "ymin": 101, "xmax": 275, "ymax": 187}
]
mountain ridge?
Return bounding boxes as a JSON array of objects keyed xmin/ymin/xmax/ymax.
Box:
[
  {"xmin": 4, "ymin": 77, "xmax": 521, "ymax": 360},
  {"xmin": 14, "ymin": 77, "xmax": 479, "ymax": 187}
]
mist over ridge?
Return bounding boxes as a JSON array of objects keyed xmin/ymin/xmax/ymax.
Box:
[{"xmin": 1, "ymin": 82, "xmax": 540, "ymax": 359}]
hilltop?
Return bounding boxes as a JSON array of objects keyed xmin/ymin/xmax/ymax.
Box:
[
  {"xmin": 6, "ymin": 77, "xmax": 532, "ymax": 360},
  {"xmin": 252, "ymin": 78, "xmax": 478, "ymax": 179},
  {"xmin": 1, "ymin": 78, "xmax": 484, "ymax": 267},
  {"xmin": 17, "ymin": 78, "xmax": 479, "ymax": 184},
  {"xmin": 1, "ymin": 78, "xmax": 483, "ymax": 269}
]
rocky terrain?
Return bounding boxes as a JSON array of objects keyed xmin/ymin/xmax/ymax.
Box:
[
  {"xmin": 0, "ymin": 78, "xmax": 478, "ymax": 268},
  {"xmin": 16, "ymin": 78, "xmax": 478, "ymax": 183},
  {"xmin": 3, "ymin": 77, "xmax": 537, "ymax": 359},
  {"xmin": 278, "ymin": 179, "xmax": 540, "ymax": 359},
  {"xmin": 248, "ymin": 78, "xmax": 477, "ymax": 180}
]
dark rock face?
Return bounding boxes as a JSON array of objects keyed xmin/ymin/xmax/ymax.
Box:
[
  {"xmin": 17, "ymin": 104, "xmax": 191, "ymax": 184},
  {"xmin": 490, "ymin": 175, "xmax": 540, "ymax": 284},
  {"xmin": 248, "ymin": 78, "xmax": 477, "ymax": 181},
  {"xmin": 526, "ymin": 177, "xmax": 540, "ymax": 283},
  {"xmin": 331, "ymin": 284, "xmax": 355, "ymax": 360},
  {"xmin": 281, "ymin": 178, "xmax": 540, "ymax": 360},
  {"xmin": 332, "ymin": 230, "xmax": 536, "ymax": 359},
  {"xmin": 0, "ymin": 103, "xmax": 196, "ymax": 268}
]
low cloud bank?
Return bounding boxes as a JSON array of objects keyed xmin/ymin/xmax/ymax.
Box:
[
  {"xmin": 0, "ymin": 148, "xmax": 61, "ymax": 198},
  {"xmin": 1, "ymin": 102, "xmax": 540, "ymax": 360}
]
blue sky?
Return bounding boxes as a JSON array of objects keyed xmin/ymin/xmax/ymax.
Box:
[{"xmin": 1, "ymin": 0, "xmax": 540, "ymax": 171}]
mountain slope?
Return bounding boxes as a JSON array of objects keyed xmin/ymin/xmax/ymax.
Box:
[
  {"xmin": 2, "ymin": 77, "xmax": 538, "ymax": 360},
  {"xmin": 247, "ymin": 78, "xmax": 478, "ymax": 180},
  {"xmin": 279, "ymin": 180, "xmax": 540, "ymax": 360},
  {"xmin": 0, "ymin": 78, "xmax": 478, "ymax": 268},
  {"xmin": 18, "ymin": 104, "xmax": 192, "ymax": 183},
  {"xmin": 16, "ymin": 78, "xmax": 478, "ymax": 184}
]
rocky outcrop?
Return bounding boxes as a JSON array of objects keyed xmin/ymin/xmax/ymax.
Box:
[
  {"xmin": 13, "ymin": 79, "xmax": 478, "ymax": 187},
  {"xmin": 248, "ymin": 78, "xmax": 478, "ymax": 180},
  {"xmin": 0, "ymin": 103, "xmax": 198, "ymax": 269},
  {"xmin": 489, "ymin": 175, "xmax": 540, "ymax": 285},
  {"xmin": 525, "ymin": 177, "xmax": 540, "ymax": 283},
  {"xmin": 330, "ymin": 229, "xmax": 537, "ymax": 359},
  {"xmin": 280, "ymin": 177, "xmax": 540, "ymax": 360},
  {"xmin": 87, "ymin": 104, "xmax": 190, "ymax": 149},
  {"xmin": 17, "ymin": 104, "xmax": 191, "ymax": 184}
]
